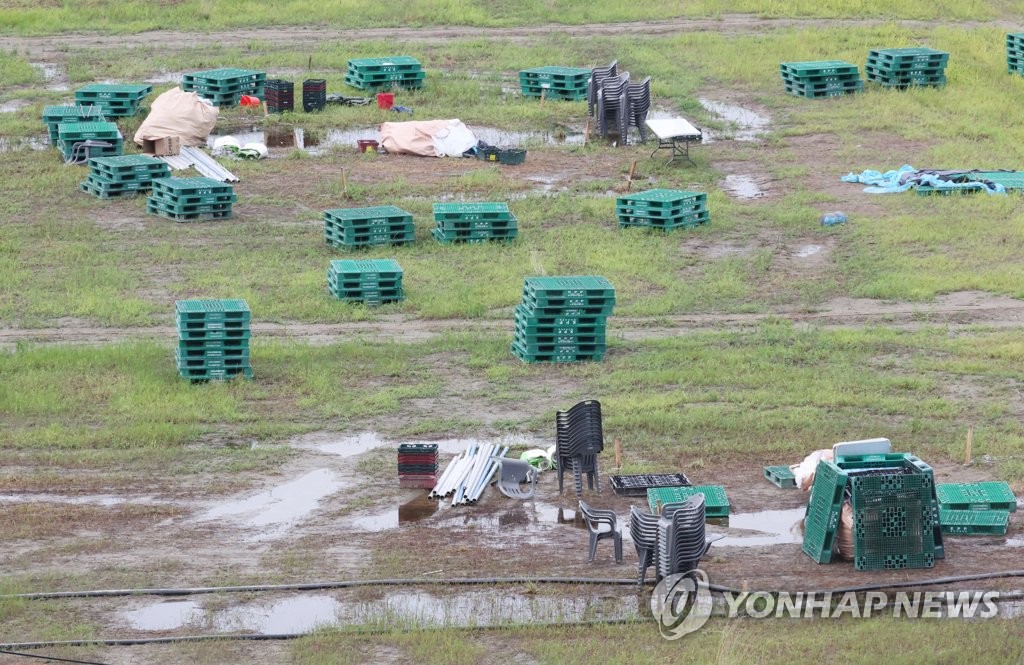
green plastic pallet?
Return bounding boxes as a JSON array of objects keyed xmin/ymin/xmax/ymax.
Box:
[
  {"xmin": 938, "ymin": 509, "xmax": 1009, "ymax": 535},
  {"xmin": 79, "ymin": 180, "xmax": 142, "ymax": 199},
  {"xmin": 347, "ymin": 56, "xmax": 422, "ymax": 72},
  {"xmin": 646, "ymin": 485, "xmax": 730, "ymax": 518},
  {"xmin": 57, "ymin": 121, "xmax": 121, "ymax": 141},
  {"xmin": 328, "ymin": 258, "xmax": 403, "ymax": 277},
  {"xmin": 853, "ymin": 493, "xmax": 936, "ymax": 571},
  {"xmin": 176, "ymin": 299, "xmax": 249, "ymax": 316},
  {"xmin": 936, "ymin": 482, "xmax": 1017, "ymax": 512},
  {"xmin": 617, "ymin": 189, "xmax": 705, "ymax": 209},
  {"xmin": 802, "ymin": 460, "xmax": 848, "ymax": 563},
  {"xmin": 513, "ymin": 305, "xmax": 607, "ymax": 328},
  {"xmin": 433, "ymin": 202, "xmax": 512, "ymax": 221},
  {"xmin": 325, "ymin": 205, "xmax": 412, "ymax": 224},
  {"xmin": 764, "ymin": 465, "xmax": 797, "ymax": 488},
  {"xmin": 779, "ymin": 60, "xmax": 860, "ymax": 78},
  {"xmin": 519, "ymin": 66, "xmax": 591, "ymax": 82},
  {"xmin": 178, "ymin": 366, "xmax": 254, "ymax": 381},
  {"xmin": 152, "ymin": 176, "xmax": 233, "ymax": 196},
  {"xmin": 75, "ymin": 83, "xmax": 152, "ymax": 100},
  {"xmin": 184, "ymin": 68, "xmax": 266, "ymax": 83},
  {"xmin": 868, "ymin": 47, "xmax": 949, "ymax": 63}
]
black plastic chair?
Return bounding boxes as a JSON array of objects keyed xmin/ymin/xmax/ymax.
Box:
[{"xmin": 579, "ymin": 500, "xmax": 622, "ymax": 563}]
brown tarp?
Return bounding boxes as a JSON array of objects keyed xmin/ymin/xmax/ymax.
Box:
[{"xmin": 134, "ymin": 87, "xmax": 219, "ymax": 148}]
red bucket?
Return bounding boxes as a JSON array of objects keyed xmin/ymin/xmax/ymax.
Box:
[{"xmin": 376, "ymin": 92, "xmax": 394, "ymax": 110}]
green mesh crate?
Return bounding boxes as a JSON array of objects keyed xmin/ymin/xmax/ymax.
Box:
[
  {"xmin": 646, "ymin": 485, "xmax": 730, "ymax": 517},
  {"xmin": 802, "ymin": 460, "xmax": 848, "ymax": 564},
  {"xmin": 853, "ymin": 492, "xmax": 936, "ymax": 571}
]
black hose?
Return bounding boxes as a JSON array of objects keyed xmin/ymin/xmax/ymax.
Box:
[
  {"xmin": 706, "ymin": 569, "xmax": 1024, "ymax": 595},
  {"xmin": 0, "ymin": 651, "xmax": 111, "ymax": 665}
]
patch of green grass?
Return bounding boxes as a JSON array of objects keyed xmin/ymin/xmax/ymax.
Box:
[{"xmin": 0, "ymin": 49, "xmax": 38, "ymax": 86}]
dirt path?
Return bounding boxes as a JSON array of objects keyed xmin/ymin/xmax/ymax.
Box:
[
  {"xmin": 2, "ymin": 292, "xmax": 1023, "ymax": 348},
  {"xmin": 1, "ymin": 15, "xmax": 1014, "ymax": 60}
]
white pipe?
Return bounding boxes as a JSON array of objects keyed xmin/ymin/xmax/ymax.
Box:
[
  {"xmin": 464, "ymin": 444, "xmax": 502, "ymax": 504},
  {"xmin": 468, "ymin": 445, "xmax": 508, "ymax": 502},
  {"xmin": 429, "ymin": 452, "xmax": 461, "ymax": 498},
  {"xmin": 457, "ymin": 444, "xmax": 491, "ymax": 506},
  {"xmin": 453, "ymin": 444, "xmax": 481, "ymax": 505}
]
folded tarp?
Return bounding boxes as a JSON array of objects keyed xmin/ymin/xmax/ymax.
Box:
[
  {"xmin": 379, "ymin": 119, "xmax": 477, "ymax": 157},
  {"xmin": 134, "ymin": 87, "xmax": 220, "ymax": 148},
  {"xmin": 842, "ymin": 165, "xmax": 1008, "ymax": 194}
]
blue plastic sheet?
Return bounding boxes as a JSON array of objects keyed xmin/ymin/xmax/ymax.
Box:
[{"xmin": 842, "ymin": 165, "xmax": 1007, "ymax": 195}]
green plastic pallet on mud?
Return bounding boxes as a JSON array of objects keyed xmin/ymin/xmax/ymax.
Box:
[
  {"xmin": 936, "ymin": 482, "xmax": 1017, "ymax": 512},
  {"xmin": 939, "ymin": 508, "xmax": 1009, "ymax": 535},
  {"xmin": 802, "ymin": 460, "xmax": 848, "ymax": 564},
  {"xmin": 646, "ymin": 486, "xmax": 730, "ymax": 517},
  {"xmin": 764, "ymin": 465, "xmax": 797, "ymax": 488}
]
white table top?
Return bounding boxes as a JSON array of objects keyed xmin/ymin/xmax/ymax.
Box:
[{"xmin": 645, "ymin": 117, "xmax": 701, "ymax": 139}]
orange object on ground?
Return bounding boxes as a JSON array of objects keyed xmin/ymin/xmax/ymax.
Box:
[
  {"xmin": 377, "ymin": 93, "xmax": 394, "ymax": 110},
  {"xmin": 239, "ymin": 95, "xmax": 261, "ymax": 108}
]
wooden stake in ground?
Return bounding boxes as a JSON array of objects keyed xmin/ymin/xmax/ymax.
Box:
[
  {"xmin": 540, "ymin": 89, "xmax": 546, "ymax": 107},
  {"xmin": 583, "ymin": 118, "xmax": 590, "ymax": 148},
  {"xmin": 626, "ymin": 159, "xmax": 638, "ymax": 191},
  {"xmin": 308, "ymin": 54, "xmax": 312, "ymax": 70},
  {"xmin": 965, "ymin": 426, "xmax": 974, "ymax": 465},
  {"xmin": 340, "ymin": 167, "xmax": 348, "ymax": 198},
  {"xmin": 262, "ymin": 101, "xmax": 268, "ymax": 117},
  {"xmin": 614, "ymin": 437, "xmax": 622, "ymax": 471}
]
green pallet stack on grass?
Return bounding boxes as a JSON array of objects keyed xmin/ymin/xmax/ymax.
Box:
[
  {"xmin": 779, "ymin": 60, "xmax": 863, "ymax": 98},
  {"xmin": 175, "ymin": 299, "xmax": 252, "ymax": 382},
  {"xmin": 323, "ymin": 205, "xmax": 416, "ymax": 250},
  {"xmin": 74, "ymin": 84, "xmax": 152, "ymax": 117},
  {"xmin": 80, "ymin": 155, "xmax": 170, "ymax": 199},
  {"xmin": 327, "ymin": 258, "xmax": 405, "ymax": 306},
  {"xmin": 182, "ymin": 68, "xmax": 266, "ymax": 106},
  {"xmin": 936, "ymin": 481, "xmax": 1016, "ymax": 536},
  {"xmin": 512, "ymin": 276, "xmax": 614, "ymax": 363},
  {"xmin": 147, "ymin": 177, "xmax": 236, "ymax": 222},
  {"xmin": 865, "ymin": 47, "xmax": 949, "ymax": 88},
  {"xmin": 616, "ymin": 189, "xmax": 709, "ymax": 230},
  {"xmin": 42, "ymin": 105, "xmax": 106, "ymax": 144},
  {"xmin": 56, "ymin": 121, "xmax": 123, "ymax": 161},
  {"xmin": 1007, "ymin": 33, "xmax": 1024, "ymax": 75},
  {"xmin": 432, "ymin": 202, "xmax": 518, "ymax": 244},
  {"xmin": 519, "ymin": 66, "xmax": 590, "ymax": 101},
  {"xmin": 344, "ymin": 57, "xmax": 424, "ymax": 91}
]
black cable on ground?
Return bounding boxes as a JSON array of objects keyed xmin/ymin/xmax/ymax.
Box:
[
  {"xmin": 0, "ymin": 650, "xmax": 111, "ymax": 665},
  {"xmin": 7, "ymin": 570, "xmax": 1024, "ymax": 602}
]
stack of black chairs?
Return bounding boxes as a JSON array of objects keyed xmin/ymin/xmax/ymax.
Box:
[
  {"xmin": 656, "ymin": 494, "xmax": 709, "ymax": 582},
  {"xmin": 588, "ymin": 60, "xmax": 653, "ymax": 146},
  {"xmin": 587, "ymin": 60, "xmax": 618, "ymax": 117},
  {"xmin": 626, "ymin": 76, "xmax": 652, "ymax": 143},
  {"xmin": 595, "ymin": 72, "xmax": 630, "ymax": 142},
  {"xmin": 555, "ymin": 400, "xmax": 604, "ymax": 497},
  {"xmin": 629, "ymin": 505, "xmax": 660, "ymax": 585},
  {"xmin": 303, "ymin": 79, "xmax": 327, "ymax": 112}
]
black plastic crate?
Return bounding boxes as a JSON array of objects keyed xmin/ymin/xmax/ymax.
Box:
[{"xmin": 609, "ymin": 473, "xmax": 691, "ymax": 496}]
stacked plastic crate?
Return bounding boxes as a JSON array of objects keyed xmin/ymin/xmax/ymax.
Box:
[
  {"xmin": 264, "ymin": 79, "xmax": 294, "ymax": 113},
  {"xmin": 147, "ymin": 177, "xmax": 236, "ymax": 222},
  {"xmin": 182, "ymin": 68, "xmax": 266, "ymax": 106},
  {"xmin": 432, "ymin": 203, "xmax": 518, "ymax": 244},
  {"xmin": 779, "ymin": 61, "xmax": 863, "ymax": 98},
  {"xmin": 74, "ymin": 84, "xmax": 152, "ymax": 117},
  {"xmin": 398, "ymin": 443, "xmax": 438, "ymax": 489},
  {"xmin": 344, "ymin": 57, "xmax": 424, "ymax": 91},
  {"xmin": 323, "ymin": 205, "xmax": 416, "ymax": 250},
  {"xmin": 42, "ymin": 105, "xmax": 105, "ymax": 145},
  {"xmin": 512, "ymin": 276, "xmax": 615, "ymax": 363},
  {"xmin": 617, "ymin": 189, "xmax": 709, "ymax": 231},
  {"xmin": 1009, "ymin": 33, "xmax": 1024, "ymax": 75},
  {"xmin": 327, "ymin": 259, "xmax": 405, "ymax": 306},
  {"xmin": 175, "ymin": 299, "xmax": 252, "ymax": 382},
  {"xmin": 303, "ymin": 79, "xmax": 327, "ymax": 112},
  {"xmin": 80, "ymin": 155, "xmax": 170, "ymax": 199},
  {"xmin": 55, "ymin": 121, "xmax": 123, "ymax": 161},
  {"xmin": 865, "ymin": 48, "xmax": 949, "ymax": 88},
  {"xmin": 937, "ymin": 482, "xmax": 1017, "ymax": 536},
  {"xmin": 519, "ymin": 66, "xmax": 590, "ymax": 101},
  {"xmin": 647, "ymin": 486, "xmax": 730, "ymax": 518}
]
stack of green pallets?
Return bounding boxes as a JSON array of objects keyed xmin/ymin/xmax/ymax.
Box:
[
  {"xmin": 1008, "ymin": 33, "xmax": 1024, "ymax": 75},
  {"xmin": 80, "ymin": 155, "xmax": 170, "ymax": 199},
  {"xmin": 175, "ymin": 299, "xmax": 252, "ymax": 382},
  {"xmin": 432, "ymin": 202, "xmax": 518, "ymax": 244},
  {"xmin": 779, "ymin": 61, "xmax": 863, "ymax": 98},
  {"xmin": 936, "ymin": 482, "xmax": 1016, "ymax": 536},
  {"xmin": 512, "ymin": 276, "xmax": 614, "ymax": 363},
  {"xmin": 74, "ymin": 84, "xmax": 152, "ymax": 117},
  {"xmin": 323, "ymin": 205, "xmax": 416, "ymax": 250},
  {"xmin": 519, "ymin": 66, "xmax": 590, "ymax": 101},
  {"xmin": 56, "ymin": 121, "xmax": 123, "ymax": 161},
  {"xmin": 182, "ymin": 68, "xmax": 266, "ymax": 106},
  {"xmin": 147, "ymin": 177, "xmax": 236, "ymax": 222},
  {"xmin": 866, "ymin": 48, "xmax": 949, "ymax": 88},
  {"xmin": 42, "ymin": 105, "xmax": 105, "ymax": 144},
  {"xmin": 617, "ymin": 189, "xmax": 709, "ymax": 230},
  {"xmin": 345, "ymin": 57, "xmax": 424, "ymax": 91},
  {"xmin": 327, "ymin": 259, "xmax": 404, "ymax": 306}
]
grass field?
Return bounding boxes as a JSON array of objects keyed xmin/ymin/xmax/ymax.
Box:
[{"xmin": 2, "ymin": 4, "xmax": 1024, "ymax": 664}]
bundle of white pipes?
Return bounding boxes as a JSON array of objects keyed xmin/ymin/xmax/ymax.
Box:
[{"xmin": 429, "ymin": 443, "xmax": 510, "ymax": 506}]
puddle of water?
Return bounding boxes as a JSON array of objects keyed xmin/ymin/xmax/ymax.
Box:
[
  {"xmin": 796, "ymin": 244, "xmax": 823, "ymax": 258},
  {"xmin": 0, "ymin": 493, "xmax": 172, "ymax": 507},
  {"xmin": 349, "ymin": 495, "xmax": 439, "ymax": 532},
  {"xmin": 722, "ymin": 174, "xmax": 765, "ymax": 199},
  {"xmin": 124, "ymin": 600, "xmax": 203, "ymax": 630},
  {"xmin": 216, "ymin": 595, "xmax": 342, "ymax": 633},
  {"xmin": 698, "ymin": 98, "xmax": 770, "ymax": 142},
  {"xmin": 144, "ymin": 72, "xmax": 183, "ymax": 84},
  {"xmin": 710, "ymin": 507, "xmax": 804, "ymax": 547},
  {"xmin": 471, "ymin": 125, "xmax": 584, "ymax": 147},
  {"xmin": 0, "ymin": 100, "xmax": 30, "ymax": 113},
  {"xmin": 0, "ymin": 136, "xmax": 50, "ymax": 153},
  {"xmin": 196, "ymin": 468, "xmax": 342, "ymax": 538},
  {"xmin": 305, "ymin": 431, "xmax": 541, "ymax": 459},
  {"xmin": 31, "ymin": 62, "xmax": 68, "ymax": 91},
  {"xmin": 1005, "ymin": 538, "xmax": 1024, "ymax": 547}
]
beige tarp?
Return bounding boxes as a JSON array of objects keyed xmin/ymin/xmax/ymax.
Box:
[
  {"xmin": 379, "ymin": 119, "xmax": 477, "ymax": 157},
  {"xmin": 835, "ymin": 501, "xmax": 855, "ymax": 560},
  {"xmin": 134, "ymin": 88, "xmax": 219, "ymax": 148}
]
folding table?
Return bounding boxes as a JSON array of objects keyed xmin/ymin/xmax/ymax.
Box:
[{"xmin": 645, "ymin": 117, "xmax": 702, "ymax": 166}]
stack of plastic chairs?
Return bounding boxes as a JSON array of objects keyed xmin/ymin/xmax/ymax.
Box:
[
  {"xmin": 626, "ymin": 76, "xmax": 652, "ymax": 143},
  {"xmin": 629, "ymin": 505, "xmax": 660, "ymax": 585},
  {"xmin": 587, "ymin": 60, "xmax": 618, "ymax": 117},
  {"xmin": 596, "ymin": 72, "xmax": 630, "ymax": 142},
  {"xmin": 656, "ymin": 494, "xmax": 709, "ymax": 582},
  {"xmin": 555, "ymin": 400, "xmax": 604, "ymax": 497}
]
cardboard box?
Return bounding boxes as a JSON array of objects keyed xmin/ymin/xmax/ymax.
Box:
[{"xmin": 140, "ymin": 136, "xmax": 181, "ymax": 156}]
